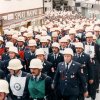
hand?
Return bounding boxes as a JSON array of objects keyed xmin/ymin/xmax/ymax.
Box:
[
  {"xmin": 89, "ymin": 80, "xmax": 94, "ymax": 84},
  {"xmin": 84, "ymin": 91, "xmax": 88, "ymax": 97},
  {"xmin": 51, "ymin": 67, "xmax": 55, "ymax": 72}
]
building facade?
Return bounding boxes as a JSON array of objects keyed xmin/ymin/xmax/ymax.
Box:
[{"xmin": 0, "ymin": 0, "xmax": 45, "ymax": 33}]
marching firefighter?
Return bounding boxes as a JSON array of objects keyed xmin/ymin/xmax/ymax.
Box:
[
  {"xmin": 24, "ymin": 39, "xmax": 37, "ymax": 72},
  {"xmin": 54, "ymin": 48, "xmax": 88, "ymax": 100},
  {"xmin": 84, "ymin": 32, "xmax": 100, "ymax": 100},
  {"xmin": 35, "ymin": 48, "xmax": 53, "ymax": 77},
  {"xmin": 7, "ymin": 59, "xmax": 30, "ymax": 100},
  {"xmin": 28, "ymin": 58, "xmax": 52, "ymax": 100},
  {"xmin": 73, "ymin": 42, "xmax": 94, "ymax": 100},
  {"xmin": 47, "ymin": 42, "xmax": 64, "ymax": 78}
]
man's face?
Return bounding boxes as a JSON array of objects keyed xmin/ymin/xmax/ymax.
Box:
[
  {"xmin": 9, "ymin": 52, "xmax": 16, "ymax": 59},
  {"xmin": 0, "ymin": 92, "xmax": 6, "ymax": 100},
  {"xmin": 52, "ymin": 37, "xmax": 58, "ymax": 42},
  {"xmin": 60, "ymin": 42, "xmax": 67, "ymax": 48},
  {"xmin": 69, "ymin": 34, "xmax": 75, "ymax": 39},
  {"xmin": 9, "ymin": 69, "xmax": 20, "ymax": 75},
  {"xmin": 64, "ymin": 54, "xmax": 72, "ymax": 63},
  {"xmin": 86, "ymin": 37, "xmax": 93, "ymax": 43},
  {"xmin": 29, "ymin": 46, "xmax": 36, "ymax": 52},
  {"xmin": 76, "ymin": 48, "xmax": 83, "ymax": 54},
  {"xmin": 17, "ymin": 41, "xmax": 24, "ymax": 46},
  {"xmin": 37, "ymin": 55, "xmax": 44, "ymax": 62},
  {"xmin": 30, "ymin": 68, "xmax": 41, "ymax": 76},
  {"xmin": 52, "ymin": 47, "xmax": 59, "ymax": 54}
]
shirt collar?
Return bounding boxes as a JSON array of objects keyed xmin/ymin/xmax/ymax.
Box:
[{"xmin": 16, "ymin": 71, "xmax": 22, "ymax": 77}]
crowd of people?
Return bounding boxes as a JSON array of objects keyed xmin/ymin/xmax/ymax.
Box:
[{"xmin": 0, "ymin": 10, "xmax": 100, "ymax": 100}]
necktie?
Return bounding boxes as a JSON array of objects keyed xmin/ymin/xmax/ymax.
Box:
[
  {"xmin": 54, "ymin": 54, "xmax": 57, "ymax": 60},
  {"xmin": 78, "ymin": 54, "xmax": 81, "ymax": 58},
  {"xmin": 34, "ymin": 76, "xmax": 37, "ymax": 81},
  {"xmin": 66, "ymin": 63, "xmax": 69, "ymax": 71}
]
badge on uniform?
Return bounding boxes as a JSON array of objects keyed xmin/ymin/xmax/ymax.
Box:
[
  {"xmin": 71, "ymin": 73, "xmax": 75, "ymax": 78},
  {"xmin": 81, "ymin": 69, "xmax": 84, "ymax": 74}
]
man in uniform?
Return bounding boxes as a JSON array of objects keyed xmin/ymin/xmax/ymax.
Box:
[
  {"xmin": 24, "ymin": 39, "xmax": 36, "ymax": 72},
  {"xmin": 28, "ymin": 58, "xmax": 52, "ymax": 100},
  {"xmin": 35, "ymin": 48, "xmax": 53, "ymax": 78},
  {"xmin": 73, "ymin": 42, "xmax": 94, "ymax": 100},
  {"xmin": 7, "ymin": 59, "xmax": 30, "ymax": 100},
  {"xmin": 83, "ymin": 32, "xmax": 100, "ymax": 100},
  {"xmin": 54, "ymin": 48, "xmax": 88, "ymax": 100},
  {"xmin": 47, "ymin": 42, "xmax": 64, "ymax": 78}
]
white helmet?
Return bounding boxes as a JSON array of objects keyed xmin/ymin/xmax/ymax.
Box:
[
  {"xmin": 12, "ymin": 34, "xmax": 18, "ymax": 40},
  {"xmin": 94, "ymin": 26, "xmax": 100, "ymax": 31},
  {"xmin": 52, "ymin": 32, "xmax": 58, "ymax": 37},
  {"xmin": 46, "ymin": 36, "xmax": 51, "ymax": 41},
  {"xmin": 5, "ymin": 42, "xmax": 14, "ymax": 48},
  {"xmin": 28, "ymin": 39, "xmax": 37, "ymax": 46},
  {"xmin": 17, "ymin": 36, "xmax": 25, "ymax": 42},
  {"xmin": 69, "ymin": 28, "xmax": 76, "ymax": 35},
  {"xmin": 27, "ymin": 32, "xmax": 33, "ymax": 37},
  {"xmin": 35, "ymin": 48, "xmax": 45, "ymax": 56},
  {"xmin": 35, "ymin": 35, "xmax": 41, "ymax": 40},
  {"xmin": 63, "ymin": 48, "xmax": 74, "ymax": 56},
  {"xmin": 86, "ymin": 32, "xmax": 93, "ymax": 38},
  {"xmin": 20, "ymin": 26, "xmax": 27, "ymax": 32},
  {"xmin": 41, "ymin": 31, "xmax": 47, "ymax": 36},
  {"xmin": 52, "ymin": 42, "xmax": 60, "ymax": 49},
  {"xmin": 23, "ymin": 32, "xmax": 28, "ymax": 37},
  {"xmin": 40, "ymin": 36, "xmax": 48, "ymax": 42},
  {"xmin": 75, "ymin": 42, "xmax": 84, "ymax": 49},
  {"xmin": 29, "ymin": 58, "xmax": 43, "ymax": 69},
  {"xmin": 59, "ymin": 37, "xmax": 67, "ymax": 43},
  {"xmin": 9, "ymin": 46, "xmax": 18, "ymax": 54},
  {"xmin": 0, "ymin": 36, "xmax": 3, "ymax": 42},
  {"xmin": 0, "ymin": 80, "xmax": 9, "ymax": 93},
  {"xmin": 93, "ymin": 35, "xmax": 97, "ymax": 40},
  {"xmin": 7, "ymin": 59, "xmax": 23, "ymax": 70}
]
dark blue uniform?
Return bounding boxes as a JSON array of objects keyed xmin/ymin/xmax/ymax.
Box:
[
  {"xmin": 47, "ymin": 52, "xmax": 64, "ymax": 78},
  {"xmin": 24, "ymin": 50, "xmax": 36, "ymax": 72},
  {"xmin": 54, "ymin": 61, "xmax": 87, "ymax": 100},
  {"xmin": 73, "ymin": 52, "xmax": 94, "ymax": 100}
]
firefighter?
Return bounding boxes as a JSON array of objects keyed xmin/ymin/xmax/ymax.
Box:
[{"xmin": 28, "ymin": 58, "xmax": 52, "ymax": 100}]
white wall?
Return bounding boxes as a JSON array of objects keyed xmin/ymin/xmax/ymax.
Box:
[{"xmin": 0, "ymin": 0, "xmax": 43, "ymax": 14}]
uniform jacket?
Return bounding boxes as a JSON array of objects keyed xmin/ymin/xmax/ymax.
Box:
[
  {"xmin": 47, "ymin": 52, "xmax": 64, "ymax": 71},
  {"xmin": 54, "ymin": 61, "xmax": 87, "ymax": 96},
  {"xmin": 42, "ymin": 60, "xmax": 53, "ymax": 77},
  {"xmin": 73, "ymin": 52, "xmax": 94, "ymax": 80}
]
